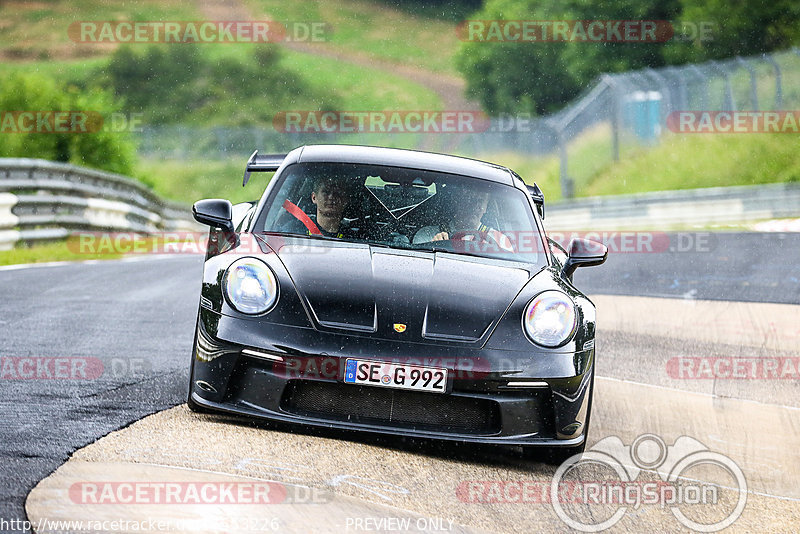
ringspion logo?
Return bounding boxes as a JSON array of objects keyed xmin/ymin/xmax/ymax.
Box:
[{"xmin": 551, "ymin": 434, "xmax": 747, "ymax": 532}]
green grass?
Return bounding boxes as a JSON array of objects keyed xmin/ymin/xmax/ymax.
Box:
[
  {"xmin": 1, "ymin": 0, "xmax": 464, "ymax": 74},
  {"xmin": 0, "ymin": 48, "xmax": 440, "ymax": 120},
  {"xmin": 277, "ymin": 50, "xmax": 441, "ymax": 110},
  {"xmin": 136, "ymin": 158, "xmax": 265, "ymax": 205},
  {"xmin": 465, "ymin": 151, "xmax": 563, "ymax": 201},
  {"xmin": 0, "ymin": 0, "xmax": 199, "ymax": 60},
  {"xmin": 465, "ymin": 124, "xmax": 616, "ymax": 203},
  {"xmin": 0, "ymin": 240, "xmax": 123, "ymax": 266},
  {"xmin": 0, "ymin": 0, "xmax": 444, "ymax": 122},
  {"xmin": 4, "ymin": 1, "xmax": 796, "ymax": 216},
  {"xmin": 582, "ymin": 133, "xmax": 800, "ymax": 197},
  {"xmin": 474, "ymin": 126, "xmax": 800, "ymax": 205},
  {"xmin": 0, "ymin": 233, "xmax": 215, "ymax": 266},
  {"xmin": 246, "ymin": 0, "xmax": 462, "ymax": 74},
  {"xmin": 0, "ymin": 57, "xmax": 108, "ymax": 84}
]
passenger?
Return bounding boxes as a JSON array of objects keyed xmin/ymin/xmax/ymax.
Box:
[{"xmin": 431, "ymin": 189, "xmax": 513, "ymax": 252}]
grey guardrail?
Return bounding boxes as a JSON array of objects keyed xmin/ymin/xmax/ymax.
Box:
[
  {"xmin": 545, "ymin": 183, "xmax": 800, "ymax": 230},
  {"xmin": 0, "ymin": 158, "xmax": 197, "ymax": 250}
]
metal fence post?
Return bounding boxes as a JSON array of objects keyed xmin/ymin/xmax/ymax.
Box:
[
  {"xmin": 664, "ymin": 66, "xmax": 688, "ymax": 110},
  {"xmin": 558, "ymin": 132, "xmax": 573, "ymax": 199},
  {"xmin": 688, "ymin": 65, "xmax": 708, "ymax": 109},
  {"xmin": 546, "ymin": 120, "xmax": 573, "ymax": 199},
  {"xmin": 736, "ymin": 56, "xmax": 759, "ymax": 110},
  {"xmin": 762, "ymin": 53, "xmax": 783, "ymax": 109},
  {"xmin": 710, "ymin": 60, "xmax": 736, "ymax": 110},
  {"xmin": 644, "ymin": 69, "xmax": 671, "ymax": 110},
  {"xmin": 644, "ymin": 68, "xmax": 673, "ymax": 133},
  {"xmin": 601, "ymin": 75, "xmax": 621, "ymax": 162}
]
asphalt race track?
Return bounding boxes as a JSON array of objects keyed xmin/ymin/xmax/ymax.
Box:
[
  {"xmin": 2, "ymin": 231, "xmax": 799, "ymax": 533},
  {"xmin": 572, "ymin": 231, "xmax": 800, "ymax": 304},
  {"xmin": 0, "ymin": 256, "xmax": 201, "ymax": 530}
]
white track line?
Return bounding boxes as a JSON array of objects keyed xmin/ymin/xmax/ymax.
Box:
[
  {"xmin": 596, "ymin": 375, "xmax": 800, "ymax": 412},
  {"xmin": 0, "ymin": 254, "xmax": 180, "ymax": 272}
]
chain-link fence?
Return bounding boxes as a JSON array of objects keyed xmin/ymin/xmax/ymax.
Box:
[
  {"xmin": 135, "ymin": 48, "xmax": 800, "ymax": 199},
  {"xmin": 537, "ymin": 47, "xmax": 800, "ymax": 198}
]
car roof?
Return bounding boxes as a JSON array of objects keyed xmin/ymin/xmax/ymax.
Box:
[{"xmin": 293, "ymin": 145, "xmax": 515, "ymax": 185}]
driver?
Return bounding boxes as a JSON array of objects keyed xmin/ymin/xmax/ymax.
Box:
[
  {"xmin": 431, "ymin": 189, "xmax": 514, "ymax": 252},
  {"xmin": 281, "ymin": 175, "xmax": 355, "ymax": 238}
]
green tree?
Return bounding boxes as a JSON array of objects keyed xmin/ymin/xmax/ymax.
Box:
[
  {"xmin": 456, "ymin": 0, "xmax": 580, "ymax": 115},
  {"xmin": 0, "ymin": 73, "xmax": 136, "ymax": 175},
  {"xmin": 380, "ymin": 0, "xmax": 483, "ymax": 20},
  {"xmin": 666, "ymin": 0, "xmax": 800, "ymax": 63},
  {"xmin": 103, "ymin": 44, "xmax": 336, "ymax": 126},
  {"xmin": 455, "ymin": 0, "xmax": 703, "ymax": 114}
]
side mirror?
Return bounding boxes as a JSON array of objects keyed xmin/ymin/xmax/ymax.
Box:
[
  {"xmin": 193, "ymin": 199, "xmax": 234, "ymax": 233},
  {"xmin": 526, "ymin": 183, "xmax": 545, "ymax": 219},
  {"xmin": 561, "ymin": 238, "xmax": 608, "ymax": 280}
]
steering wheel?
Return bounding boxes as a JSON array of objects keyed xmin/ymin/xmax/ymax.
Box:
[
  {"xmin": 450, "ymin": 228, "xmax": 514, "ymax": 253},
  {"xmin": 451, "ymin": 229, "xmax": 489, "ymax": 243}
]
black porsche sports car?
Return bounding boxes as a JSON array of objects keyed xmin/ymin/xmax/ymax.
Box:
[{"xmin": 188, "ymin": 144, "xmax": 607, "ymax": 461}]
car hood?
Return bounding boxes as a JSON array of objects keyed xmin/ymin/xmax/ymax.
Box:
[{"xmin": 262, "ymin": 236, "xmax": 536, "ymax": 344}]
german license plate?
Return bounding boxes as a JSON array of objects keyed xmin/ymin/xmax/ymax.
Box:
[{"xmin": 343, "ymin": 359, "xmax": 447, "ymax": 393}]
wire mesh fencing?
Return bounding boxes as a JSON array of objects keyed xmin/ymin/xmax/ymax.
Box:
[{"xmin": 134, "ymin": 48, "xmax": 800, "ymax": 199}]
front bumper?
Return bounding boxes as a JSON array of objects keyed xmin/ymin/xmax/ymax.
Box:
[{"xmin": 190, "ymin": 308, "xmax": 594, "ymax": 447}]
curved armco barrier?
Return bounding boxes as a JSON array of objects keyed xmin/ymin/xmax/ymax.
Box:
[
  {"xmin": 0, "ymin": 158, "xmax": 197, "ymax": 250},
  {"xmin": 25, "ymin": 295, "xmax": 800, "ymax": 533},
  {"xmin": 545, "ymin": 183, "xmax": 800, "ymax": 231}
]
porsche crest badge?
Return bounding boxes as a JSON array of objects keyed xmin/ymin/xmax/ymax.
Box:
[{"xmin": 393, "ymin": 323, "xmax": 407, "ymax": 333}]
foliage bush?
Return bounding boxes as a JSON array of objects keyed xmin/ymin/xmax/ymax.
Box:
[
  {"xmin": 103, "ymin": 44, "xmax": 336, "ymax": 125},
  {"xmin": 0, "ymin": 73, "xmax": 136, "ymax": 175}
]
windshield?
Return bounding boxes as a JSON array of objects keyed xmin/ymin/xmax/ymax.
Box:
[{"xmin": 258, "ymin": 162, "xmax": 545, "ymax": 265}]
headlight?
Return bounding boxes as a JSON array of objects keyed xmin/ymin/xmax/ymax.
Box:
[
  {"xmin": 523, "ymin": 290, "xmax": 577, "ymax": 347},
  {"xmin": 223, "ymin": 257, "xmax": 278, "ymax": 315}
]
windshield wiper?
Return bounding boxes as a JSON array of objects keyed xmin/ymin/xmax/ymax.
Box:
[
  {"xmin": 410, "ymin": 242, "xmax": 524, "ymax": 262},
  {"xmin": 262, "ymin": 231, "xmax": 377, "ymax": 247}
]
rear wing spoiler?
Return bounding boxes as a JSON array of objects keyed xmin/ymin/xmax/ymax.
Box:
[
  {"xmin": 526, "ymin": 183, "xmax": 545, "ymax": 219},
  {"xmin": 242, "ymin": 150, "xmax": 287, "ymax": 186}
]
